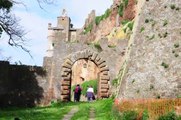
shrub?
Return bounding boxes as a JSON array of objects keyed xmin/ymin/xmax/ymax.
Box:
[
  {"xmin": 123, "ymin": 0, "xmax": 129, "ymax": 7},
  {"xmin": 95, "ymin": 9, "xmax": 111, "ymax": 25},
  {"xmin": 142, "ymin": 110, "xmax": 149, "ymax": 120},
  {"xmin": 121, "ymin": 20, "xmax": 130, "ymax": 26},
  {"xmin": 112, "ymin": 78, "xmax": 118, "ymax": 86},
  {"xmin": 174, "ymin": 43, "xmax": 179, "ymax": 48},
  {"xmin": 140, "ymin": 27, "xmax": 145, "ymax": 33},
  {"xmin": 120, "ymin": 111, "xmax": 138, "ymax": 120},
  {"xmin": 127, "ymin": 21, "xmax": 134, "ymax": 31},
  {"xmin": 83, "ymin": 23, "xmax": 93, "ymax": 34},
  {"xmin": 170, "ymin": 4, "xmax": 176, "ymax": 10},
  {"xmin": 118, "ymin": 3, "xmax": 124, "ymax": 17},
  {"xmin": 72, "ymin": 80, "xmax": 98, "ymax": 96},
  {"xmin": 161, "ymin": 62, "xmax": 169, "ymax": 68},
  {"xmin": 158, "ymin": 111, "xmax": 178, "ymax": 120}
]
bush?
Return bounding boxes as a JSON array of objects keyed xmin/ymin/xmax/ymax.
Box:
[
  {"xmin": 83, "ymin": 23, "xmax": 93, "ymax": 34},
  {"xmin": 120, "ymin": 111, "xmax": 138, "ymax": 120},
  {"xmin": 118, "ymin": 3, "xmax": 124, "ymax": 17},
  {"xmin": 72, "ymin": 80, "xmax": 98, "ymax": 96},
  {"xmin": 158, "ymin": 111, "xmax": 178, "ymax": 120},
  {"xmin": 95, "ymin": 9, "xmax": 111, "ymax": 25},
  {"xmin": 142, "ymin": 110, "xmax": 149, "ymax": 120}
]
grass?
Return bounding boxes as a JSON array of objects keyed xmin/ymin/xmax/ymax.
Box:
[
  {"xmin": 95, "ymin": 8, "xmax": 111, "ymax": 25},
  {"xmin": 0, "ymin": 102, "xmax": 75, "ymax": 120},
  {"xmin": 0, "ymin": 99, "xmax": 114, "ymax": 120}
]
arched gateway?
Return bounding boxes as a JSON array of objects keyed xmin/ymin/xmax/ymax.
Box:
[{"xmin": 60, "ymin": 49, "xmax": 110, "ymax": 101}]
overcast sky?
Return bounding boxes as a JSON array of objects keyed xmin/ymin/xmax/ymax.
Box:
[{"xmin": 0, "ymin": 0, "xmax": 112, "ymax": 66}]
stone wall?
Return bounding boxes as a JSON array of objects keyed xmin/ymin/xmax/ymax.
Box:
[
  {"xmin": 118, "ymin": 0, "xmax": 181, "ymax": 99},
  {"xmin": 44, "ymin": 36, "xmax": 127, "ymax": 101},
  {"xmin": 0, "ymin": 61, "xmax": 48, "ymax": 107}
]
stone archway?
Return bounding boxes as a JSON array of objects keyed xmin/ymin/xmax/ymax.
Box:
[{"xmin": 60, "ymin": 50, "xmax": 110, "ymax": 101}]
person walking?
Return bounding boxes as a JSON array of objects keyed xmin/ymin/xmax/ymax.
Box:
[
  {"xmin": 74, "ymin": 84, "xmax": 82, "ymax": 102},
  {"xmin": 86, "ymin": 85, "xmax": 95, "ymax": 102}
]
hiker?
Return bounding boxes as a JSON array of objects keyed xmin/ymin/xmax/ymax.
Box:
[
  {"xmin": 86, "ymin": 85, "xmax": 95, "ymax": 102},
  {"xmin": 74, "ymin": 84, "xmax": 82, "ymax": 102}
]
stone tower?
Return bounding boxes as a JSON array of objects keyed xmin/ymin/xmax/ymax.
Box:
[{"xmin": 45, "ymin": 9, "xmax": 77, "ymax": 58}]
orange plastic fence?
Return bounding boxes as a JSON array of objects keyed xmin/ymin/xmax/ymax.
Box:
[{"xmin": 114, "ymin": 98, "xmax": 181, "ymax": 119}]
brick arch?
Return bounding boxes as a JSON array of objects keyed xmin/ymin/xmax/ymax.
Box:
[{"xmin": 60, "ymin": 49, "xmax": 110, "ymax": 101}]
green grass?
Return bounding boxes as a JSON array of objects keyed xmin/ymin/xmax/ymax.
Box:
[
  {"xmin": 0, "ymin": 99, "xmax": 115, "ymax": 120},
  {"xmin": 95, "ymin": 9, "xmax": 111, "ymax": 25},
  {"xmin": 0, "ymin": 102, "xmax": 75, "ymax": 120}
]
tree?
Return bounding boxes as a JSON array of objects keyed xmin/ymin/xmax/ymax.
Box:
[{"xmin": 0, "ymin": 0, "xmax": 54, "ymax": 54}]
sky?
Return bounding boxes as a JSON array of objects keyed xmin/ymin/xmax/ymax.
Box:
[{"xmin": 0, "ymin": 0, "xmax": 113, "ymax": 66}]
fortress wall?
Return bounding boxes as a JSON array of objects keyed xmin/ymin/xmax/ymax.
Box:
[
  {"xmin": 119, "ymin": 0, "xmax": 181, "ymax": 99},
  {"xmin": 47, "ymin": 36, "xmax": 127, "ymax": 100},
  {"xmin": 0, "ymin": 61, "xmax": 48, "ymax": 107}
]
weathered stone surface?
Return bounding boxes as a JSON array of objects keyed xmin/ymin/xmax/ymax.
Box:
[
  {"xmin": 101, "ymin": 84, "xmax": 109, "ymax": 89},
  {"xmin": 62, "ymin": 63, "xmax": 72, "ymax": 69},
  {"xmin": 61, "ymin": 86, "xmax": 70, "ymax": 90},
  {"xmin": 61, "ymin": 90, "xmax": 69, "ymax": 95},
  {"xmin": 98, "ymin": 62, "xmax": 106, "ymax": 68},
  {"xmin": 62, "ymin": 74, "xmax": 71, "ymax": 81},
  {"xmin": 61, "ymin": 71, "xmax": 69, "ymax": 77},
  {"xmin": 100, "ymin": 93, "xmax": 109, "ymax": 97},
  {"xmin": 62, "ymin": 68, "xmax": 71, "ymax": 72},
  {"xmin": 61, "ymin": 81, "xmax": 70, "ymax": 86},
  {"xmin": 97, "ymin": 59, "xmax": 105, "ymax": 65},
  {"xmin": 100, "ymin": 66, "xmax": 109, "ymax": 72},
  {"xmin": 101, "ymin": 80, "xmax": 108, "ymax": 84},
  {"xmin": 118, "ymin": 0, "xmax": 181, "ymax": 99},
  {"xmin": 61, "ymin": 95, "xmax": 69, "ymax": 99},
  {"xmin": 100, "ymin": 89, "xmax": 108, "ymax": 93},
  {"xmin": 101, "ymin": 71, "xmax": 109, "ymax": 76},
  {"xmin": 100, "ymin": 75, "xmax": 109, "ymax": 80},
  {"xmin": 91, "ymin": 53, "xmax": 98, "ymax": 61}
]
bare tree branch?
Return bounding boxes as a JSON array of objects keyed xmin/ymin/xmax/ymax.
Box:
[{"xmin": 0, "ymin": 8, "xmax": 32, "ymax": 58}]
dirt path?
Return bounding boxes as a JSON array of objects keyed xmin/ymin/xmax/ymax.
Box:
[
  {"xmin": 61, "ymin": 107, "xmax": 79, "ymax": 120},
  {"xmin": 89, "ymin": 107, "xmax": 95, "ymax": 120}
]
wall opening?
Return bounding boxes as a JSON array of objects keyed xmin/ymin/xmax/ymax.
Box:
[
  {"xmin": 61, "ymin": 50, "xmax": 110, "ymax": 101},
  {"xmin": 70, "ymin": 59, "xmax": 100, "ymax": 101}
]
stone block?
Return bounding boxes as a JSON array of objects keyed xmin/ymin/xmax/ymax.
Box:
[
  {"xmin": 65, "ymin": 59, "xmax": 73, "ymax": 66},
  {"xmin": 61, "ymin": 71, "xmax": 69, "ymax": 77},
  {"xmin": 61, "ymin": 86, "xmax": 70, "ymax": 90},
  {"xmin": 100, "ymin": 75, "xmax": 109, "ymax": 80},
  {"xmin": 95, "ymin": 56, "xmax": 101, "ymax": 62},
  {"xmin": 101, "ymin": 84, "xmax": 109, "ymax": 89},
  {"xmin": 61, "ymin": 95, "xmax": 69, "ymax": 99},
  {"xmin": 100, "ymin": 89, "xmax": 108, "ymax": 93},
  {"xmin": 100, "ymin": 93, "xmax": 109, "ymax": 98},
  {"xmin": 100, "ymin": 66, "xmax": 109, "ymax": 72},
  {"xmin": 76, "ymin": 52, "xmax": 83, "ymax": 59},
  {"xmin": 84, "ymin": 50, "xmax": 89, "ymax": 58},
  {"xmin": 101, "ymin": 71, "xmax": 109, "ymax": 75},
  {"xmin": 88, "ymin": 50, "xmax": 93, "ymax": 57},
  {"xmin": 91, "ymin": 53, "xmax": 98, "ymax": 61},
  {"xmin": 62, "ymin": 67, "xmax": 71, "ymax": 72},
  {"xmin": 62, "ymin": 63, "xmax": 72, "ymax": 69},
  {"xmin": 101, "ymin": 80, "xmax": 108, "ymax": 84},
  {"xmin": 98, "ymin": 62, "xmax": 106, "ymax": 68},
  {"xmin": 62, "ymin": 73, "xmax": 71, "ymax": 80},
  {"xmin": 61, "ymin": 81, "xmax": 70, "ymax": 86},
  {"xmin": 61, "ymin": 90, "xmax": 69, "ymax": 95},
  {"xmin": 97, "ymin": 59, "xmax": 105, "ymax": 65},
  {"xmin": 79, "ymin": 51, "xmax": 85, "ymax": 59}
]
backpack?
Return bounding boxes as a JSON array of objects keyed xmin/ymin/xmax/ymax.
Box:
[{"xmin": 78, "ymin": 87, "xmax": 82, "ymax": 94}]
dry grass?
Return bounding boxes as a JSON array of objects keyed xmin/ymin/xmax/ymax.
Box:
[{"xmin": 114, "ymin": 98, "xmax": 181, "ymax": 119}]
